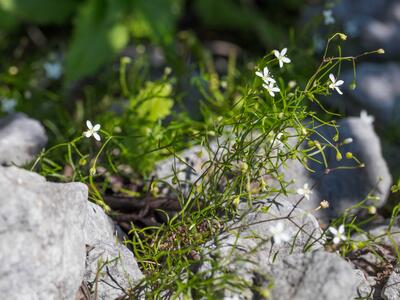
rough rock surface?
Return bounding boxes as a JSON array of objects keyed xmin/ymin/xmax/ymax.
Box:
[
  {"xmin": 382, "ymin": 265, "xmax": 400, "ymax": 300},
  {"xmin": 264, "ymin": 251, "xmax": 366, "ymax": 300},
  {"xmin": 0, "ymin": 113, "xmax": 47, "ymax": 166},
  {"xmin": 333, "ymin": 0, "xmax": 400, "ymax": 58},
  {"xmin": 0, "ymin": 166, "xmax": 87, "ymax": 300},
  {"xmin": 329, "ymin": 63, "xmax": 400, "ymax": 127},
  {"xmin": 200, "ymin": 197, "xmax": 323, "ymax": 298},
  {"xmin": 83, "ymin": 202, "xmax": 143, "ymax": 300},
  {"xmin": 0, "ymin": 165, "xmax": 143, "ymax": 300},
  {"xmin": 282, "ymin": 117, "xmax": 391, "ymax": 221}
]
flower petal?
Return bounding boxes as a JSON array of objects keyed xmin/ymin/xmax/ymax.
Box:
[
  {"xmin": 93, "ymin": 132, "xmax": 101, "ymax": 141},
  {"xmin": 335, "ymin": 87, "xmax": 343, "ymax": 95},
  {"xmin": 86, "ymin": 120, "xmax": 93, "ymax": 129},
  {"xmin": 281, "ymin": 48, "xmax": 287, "ymax": 55},
  {"xmin": 333, "ymin": 237, "xmax": 340, "ymax": 244},
  {"xmin": 93, "ymin": 124, "xmax": 101, "ymax": 131},
  {"xmin": 273, "ymin": 50, "xmax": 280, "ymax": 58},
  {"xmin": 279, "ymin": 60, "xmax": 283, "ymax": 68},
  {"xmin": 282, "ymin": 57, "xmax": 291, "ymax": 64},
  {"xmin": 328, "ymin": 227, "xmax": 337, "ymax": 235},
  {"xmin": 336, "ymin": 80, "xmax": 344, "ymax": 86},
  {"xmin": 255, "ymin": 71, "xmax": 263, "ymax": 78},
  {"xmin": 329, "ymin": 73, "xmax": 336, "ymax": 83}
]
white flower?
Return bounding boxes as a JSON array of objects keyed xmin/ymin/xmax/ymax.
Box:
[
  {"xmin": 360, "ymin": 110, "xmax": 374, "ymax": 125},
  {"xmin": 328, "ymin": 74, "xmax": 344, "ymax": 95},
  {"xmin": 84, "ymin": 120, "xmax": 101, "ymax": 141},
  {"xmin": 269, "ymin": 222, "xmax": 290, "ymax": 245},
  {"xmin": 44, "ymin": 62, "xmax": 62, "ymax": 80},
  {"xmin": 273, "ymin": 48, "xmax": 291, "ymax": 68},
  {"xmin": 262, "ymin": 82, "xmax": 280, "ymax": 97},
  {"xmin": 328, "ymin": 224, "xmax": 347, "ymax": 244},
  {"xmin": 323, "ymin": 10, "xmax": 335, "ymax": 25},
  {"xmin": 255, "ymin": 66, "xmax": 276, "ymax": 84},
  {"xmin": 297, "ymin": 183, "xmax": 313, "ymax": 200},
  {"xmin": 1, "ymin": 98, "xmax": 17, "ymax": 113}
]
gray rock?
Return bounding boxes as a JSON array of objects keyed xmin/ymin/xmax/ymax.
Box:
[
  {"xmin": 83, "ymin": 202, "xmax": 143, "ymax": 300},
  {"xmin": 200, "ymin": 197, "xmax": 323, "ymax": 298},
  {"xmin": 332, "ymin": 0, "xmax": 400, "ymax": 58},
  {"xmin": 0, "ymin": 113, "xmax": 47, "ymax": 166},
  {"xmin": 382, "ymin": 265, "xmax": 400, "ymax": 300},
  {"xmin": 264, "ymin": 251, "xmax": 365, "ymax": 300},
  {"xmin": 282, "ymin": 117, "xmax": 391, "ymax": 221},
  {"xmin": 0, "ymin": 166, "xmax": 87, "ymax": 300},
  {"xmin": 337, "ymin": 63, "xmax": 400, "ymax": 126}
]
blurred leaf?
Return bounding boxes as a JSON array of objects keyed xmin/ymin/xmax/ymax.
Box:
[
  {"xmin": 130, "ymin": 0, "xmax": 182, "ymax": 46},
  {"xmin": 133, "ymin": 82, "xmax": 174, "ymax": 122},
  {"xmin": 194, "ymin": 0, "xmax": 284, "ymax": 47},
  {"xmin": 65, "ymin": 0, "xmax": 129, "ymax": 81},
  {"xmin": 0, "ymin": 0, "xmax": 79, "ymax": 24}
]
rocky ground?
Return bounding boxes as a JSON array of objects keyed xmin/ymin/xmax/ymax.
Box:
[{"xmin": 1, "ymin": 1, "xmax": 400, "ymax": 299}]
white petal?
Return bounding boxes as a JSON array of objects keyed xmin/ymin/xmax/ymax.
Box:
[
  {"xmin": 273, "ymin": 50, "xmax": 280, "ymax": 58},
  {"xmin": 86, "ymin": 120, "xmax": 93, "ymax": 129},
  {"xmin": 297, "ymin": 188, "xmax": 304, "ymax": 195},
  {"xmin": 279, "ymin": 60, "xmax": 283, "ymax": 68},
  {"xmin": 272, "ymin": 86, "xmax": 280, "ymax": 92},
  {"xmin": 333, "ymin": 237, "xmax": 340, "ymax": 244},
  {"xmin": 335, "ymin": 87, "xmax": 343, "ymax": 95},
  {"xmin": 282, "ymin": 57, "xmax": 291, "ymax": 64},
  {"xmin": 338, "ymin": 225, "xmax": 345, "ymax": 234},
  {"xmin": 341, "ymin": 235, "xmax": 347, "ymax": 241},
  {"xmin": 329, "ymin": 74, "xmax": 336, "ymax": 83},
  {"xmin": 255, "ymin": 71, "xmax": 263, "ymax": 77},
  {"xmin": 263, "ymin": 66, "xmax": 269, "ymax": 75},
  {"xmin": 328, "ymin": 227, "xmax": 338, "ymax": 235},
  {"xmin": 93, "ymin": 132, "xmax": 101, "ymax": 141},
  {"xmin": 335, "ymin": 80, "xmax": 344, "ymax": 86},
  {"xmin": 281, "ymin": 48, "xmax": 287, "ymax": 55},
  {"xmin": 92, "ymin": 124, "xmax": 101, "ymax": 131},
  {"xmin": 269, "ymin": 90, "xmax": 275, "ymax": 97}
]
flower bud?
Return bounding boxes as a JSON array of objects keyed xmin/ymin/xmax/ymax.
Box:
[
  {"xmin": 339, "ymin": 33, "xmax": 347, "ymax": 40},
  {"xmin": 367, "ymin": 206, "xmax": 377, "ymax": 215},
  {"xmin": 377, "ymin": 48, "xmax": 385, "ymax": 54},
  {"xmin": 320, "ymin": 200, "xmax": 329, "ymax": 209},
  {"xmin": 345, "ymin": 152, "xmax": 353, "ymax": 159},
  {"xmin": 343, "ymin": 138, "xmax": 353, "ymax": 144},
  {"xmin": 336, "ymin": 151, "xmax": 343, "ymax": 161}
]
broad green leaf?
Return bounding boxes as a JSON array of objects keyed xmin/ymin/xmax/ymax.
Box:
[
  {"xmin": 133, "ymin": 82, "xmax": 174, "ymax": 122},
  {"xmin": 65, "ymin": 0, "xmax": 129, "ymax": 81}
]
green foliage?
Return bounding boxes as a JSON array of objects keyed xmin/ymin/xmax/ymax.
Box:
[
  {"xmin": 65, "ymin": 0, "xmax": 129, "ymax": 81},
  {"xmin": 0, "ymin": 0, "xmax": 78, "ymax": 25}
]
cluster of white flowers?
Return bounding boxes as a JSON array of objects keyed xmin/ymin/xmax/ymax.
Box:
[{"xmin": 255, "ymin": 48, "xmax": 291, "ymax": 97}]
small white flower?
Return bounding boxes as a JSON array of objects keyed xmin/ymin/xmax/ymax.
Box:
[
  {"xmin": 269, "ymin": 221, "xmax": 290, "ymax": 245},
  {"xmin": 44, "ymin": 62, "xmax": 62, "ymax": 80},
  {"xmin": 273, "ymin": 48, "xmax": 291, "ymax": 68},
  {"xmin": 84, "ymin": 120, "xmax": 101, "ymax": 141},
  {"xmin": 255, "ymin": 66, "xmax": 276, "ymax": 84},
  {"xmin": 328, "ymin": 74, "xmax": 344, "ymax": 95},
  {"xmin": 262, "ymin": 82, "xmax": 280, "ymax": 97},
  {"xmin": 360, "ymin": 110, "xmax": 374, "ymax": 125},
  {"xmin": 1, "ymin": 98, "xmax": 17, "ymax": 113},
  {"xmin": 328, "ymin": 224, "xmax": 347, "ymax": 244},
  {"xmin": 297, "ymin": 183, "xmax": 313, "ymax": 200},
  {"xmin": 323, "ymin": 10, "xmax": 335, "ymax": 25}
]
